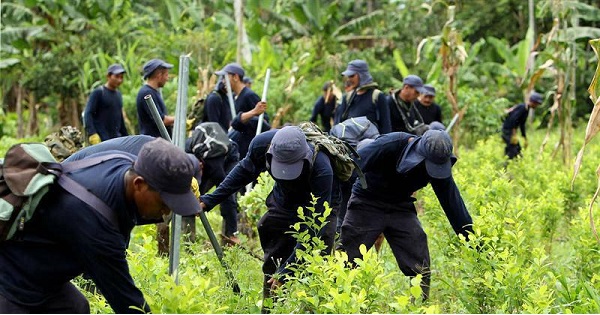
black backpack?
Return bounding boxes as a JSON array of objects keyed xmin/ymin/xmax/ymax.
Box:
[
  {"xmin": 187, "ymin": 122, "xmax": 232, "ymax": 160},
  {"xmin": 0, "ymin": 143, "xmax": 132, "ymax": 241},
  {"xmin": 330, "ymin": 116, "xmax": 380, "ymax": 148}
]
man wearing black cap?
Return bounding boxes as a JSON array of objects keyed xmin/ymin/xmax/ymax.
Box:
[
  {"xmin": 310, "ymin": 81, "xmax": 337, "ymax": 132},
  {"xmin": 199, "ymin": 126, "xmax": 335, "ymax": 311},
  {"xmin": 334, "ymin": 59, "xmax": 391, "ymax": 134},
  {"xmin": 136, "ymin": 58, "xmax": 176, "ymax": 137},
  {"xmin": 414, "ymin": 84, "xmax": 443, "ymax": 125},
  {"xmin": 83, "ymin": 63, "xmax": 129, "ymax": 145},
  {"xmin": 0, "ymin": 138, "xmax": 201, "ymax": 314},
  {"xmin": 501, "ymin": 91, "xmax": 543, "ymax": 159},
  {"xmin": 390, "ymin": 74, "xmax": 430, "ymax": 135},
  {"xmin": 339, "ymin": 130, "xmax": 474, "ymax": 300},
  {"xmin": 215, "ymin": 62, "xmax": 270, "ymax": 158}
]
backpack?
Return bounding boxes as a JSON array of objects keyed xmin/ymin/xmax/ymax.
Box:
[
  {"xmin": 187, "ymin": 94, "xmax": 209, "ymax": 124},
  {"xmin": 297, "ymin": 121, "xmax": 367, "ymax": 189},
  {"xmin": 0, "ymin": 143, "xmax": 132, "ymax": 241},
  {"xmin": 187, "ymin": 122, "xmax": 232, "ymax": 160},
  {"xmin": 330, "ymin": 116, "xmax": 380, "ymax": 148},
  {"xmin": 44, "ymin": 126, "xmax": 84, "ymax": 162}
]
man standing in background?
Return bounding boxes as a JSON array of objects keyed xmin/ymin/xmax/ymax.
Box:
[
  {"xmin": 136, "ymin": 59, "xmax": 175, "ymax": 137},
  {"xmin": 84, "ymin": 64, "xmax": 129, "ymax": 145},
  {"xmin": 414, "ymin": 84, "xmax": 442, "ymax": 125}
]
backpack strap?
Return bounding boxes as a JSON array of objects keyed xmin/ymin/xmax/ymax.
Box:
[
  {"xmin": 371, "ymin": 89, "xmax": 382, "ymax": 122},
  {"xmin": 59, "ymin": 153, "xmax": 135, "ymax": 230}
]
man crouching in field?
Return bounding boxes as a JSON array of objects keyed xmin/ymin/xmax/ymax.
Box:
[
  {"xmin": 0, "ymin": 138, "xmax": 201, "ymax": 313},
  {"xmin": 339, "ymin": 130, "xmax": 474, "ymax": 300}
]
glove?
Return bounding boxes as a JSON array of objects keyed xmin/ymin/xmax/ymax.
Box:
[
  {"xmin": 510, "ymin": 134, "xmax": 519, "ymax": 145},
  {"xmin": 191, "ymin": 177, "xmax": 200, "ymax": 199},
  {"xmin": 186, "ymin": 118, "xmax": 196, "ymax": 132},
  {"xmin": 88, "ymin": 133, "xmax": 101, "ymax": 145}
]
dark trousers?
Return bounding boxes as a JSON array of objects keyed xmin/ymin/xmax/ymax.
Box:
[
  {"xmin": 258, "ymin": 194, "xmax": 336, "ymax": 306},
  {"xmin": 502, "ymin": 130, "xmax": 521, "ymax": 159},
  {"xmin": 340, "ymin": 196, "xmax": 431, "ymax": 299},
  {"xmin": 0, "ymin": 282, "xmax": 90, "ymax": 314}
]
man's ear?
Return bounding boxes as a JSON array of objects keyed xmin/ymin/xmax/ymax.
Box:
[{"xmin": 132, "ymin": 176, "xmax": 150, "ymax": 192}]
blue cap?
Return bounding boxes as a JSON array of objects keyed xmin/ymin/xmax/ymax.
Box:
[
  {"xmin": 267, "ymin": 126, "xmax": 312, "ymax": 180},
  {"xmin": 341, "ymin": 59, "xmax": 369, "ymax": 77},
  {"xmin": 143, "ymin": 59, "xmax": 173, "ymax": 79},
  {"xmin": 107, "ymin": 63, "xmax": 126, "ymax": 75},
  {"xmin": 529, "ymin": 91, "xmax": 543, "ymax": 104},
  {"xmin": 428, "ymin": 121, "xmax": 446, "ymax": 131},
  {"xmin": 134, "ymin": 138, "xmax": 201, "ymax": 216},
  {"xmin": 403, "ymin": 75, "xmax": 427, "ymax": 94},
  {"xmin": 215, "ymin": 63, "xmax": 245, "ymax": 78},
  {"xmin": 396, "ymin": 130, "xmax": 455, "ymax": 179},
  {"xmin": 422, "ymin": 84, "xmax": 436, "ymax": 96}
]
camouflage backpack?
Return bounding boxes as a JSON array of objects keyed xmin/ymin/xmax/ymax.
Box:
[
  {"xmin": 44, "ymin": 126, "xmax": 84, "ymax": 161},
  {"xmin": 298, "ymin": 121, "xmax": 367, "ymax": 188}
]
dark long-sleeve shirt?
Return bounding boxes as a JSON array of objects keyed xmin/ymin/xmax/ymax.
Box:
[
  {"xmin": 352, "ymin": 132, "xmax": 473, "ymax": 237},
  {"xmin": 310, "ymin": 96, "xmax": 336, "ymax": 132},
  {"xmin": 502, "ymin": 103, "xmax": 529, "ymax": 138},
  {"xmin": 229, "ymin": 113, "xmax": 272, "ymax": 158},
  {"xmin": 389, "ymin": 95, "xmax": 425, "ymax": 133},
  {"xmin": 136, "ymin": 84, "xmax": 170, "ymax": 137},
  {"xmin": 414, "ymin": 100, "xmax": 442, "ymax": 124},
  {"xmin": 203, "ymin": 90, "xmax": 232, "ymax": 131},
  {"xmin": 201, "ymin": 129, "xmax": 333, "ymax": 274},
  {"xmin": 0, "ymin": 154, "xmax": 151, "ymax": 313},
  {"xmin": 84, "ymin": 86, "xmax": 129, "ymax": 140},
  {"xmin": 334, "ymin": 89, "xmax": 391, "ymax": 134}
]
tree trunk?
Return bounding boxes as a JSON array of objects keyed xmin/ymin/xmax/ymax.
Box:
[
  {"xmin": 16, "ymin": 84, "xmax": 24, "ymax": 138},
  {"xmin": 27, "ymin": 93, "xmax": 38, "ymax": 136},
  {"xmin": 70, "ymin": 98, "xmax": 81, "ymax": 129}
]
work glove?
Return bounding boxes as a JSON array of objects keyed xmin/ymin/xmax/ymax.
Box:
[
  {"xmin": 88, "ymin": 133, "xmax": 101, "ymax": 145},
  {"xmin": 509, "ymin": 134, "xmax": 519, "ymax": 145},
  {"xmin": 186, "ymin": 118, "xmax": 196, "ymax": 132},
  {"xmin": 191, "ymin": 177, "xmax": 200, "ymax": 199}
]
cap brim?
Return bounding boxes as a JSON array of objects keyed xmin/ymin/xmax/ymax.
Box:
[
  {"xmin": 425, "ymin": 159, "xmax": 452, "ymax": 179},
  {"xmin": 416, "ymin": 86, "xmax": 428, "ymax": 94},
  {"xmin": 396, "ymin": 138, "xmax": 425, "ymax": 174},
  {"xmin": 215, "ymin": 70, "xmax": 226, "ymax": 76},
  {"xmin": 341, "ymin": 70, "xmax": 357, "ymax": 76},
  {"xmin": 270, "ymin": 158, "xmax": 305, "ymax": 180},
  {"xmin": 162, "ymin": 62, "xmax": 174, "ymax": 69},
  {"xmin": 161, "ymin": 190, "xmax": 201, "ymax": 216},
  {"xmin": 110, "ymin": 69, "xmax": 126, "ymax": 75}
]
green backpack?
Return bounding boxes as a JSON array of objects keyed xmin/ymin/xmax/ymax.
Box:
[
  {"xmin": 298, "ymin": 121, "xmax": 367, "ymax": 189},
  {"xmin": 0, "ymin": 143, "xmax": 131, "ymax": 241}
]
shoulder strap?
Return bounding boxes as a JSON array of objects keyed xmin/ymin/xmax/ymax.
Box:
[
  {"xmin": 371, "ymin": 89, "xmax": 382, "ymax": 122},
  {"xmin": 59, "ymin": 153, "xmax": 135, "ymax": 230}
]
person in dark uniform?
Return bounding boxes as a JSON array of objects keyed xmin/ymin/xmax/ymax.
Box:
[
  {"xmin": 501, "ymin": 91, "xmax": 543, "ymax": 159},
  {"xmin": 136, "ymin": 59, "xmax": 175, "ymax": 137},
  {"xmin": 0, "ymin": 138, "xmax": 201, "ymax": 314},
  {"xmin": 200, "ymin": 126, "xmax": 335, "ymax": 312},
  {"xmin": 243, "ymin": 76, "xmax": 253, "ymax": 89},
  {"xmin": 389, "ymin": 75, "xmax": 429, "ymax": 135},
  {"xmin": 414, "ymin": 84, "xmax": 442, "ymax": 124},
  {"xmin": 203, "ymin": 81, "xmax": 232, "ymax": 131},
  {"xmin": 334, "ymin": 60, "xmax": 391, "ymax": 134},
  {"xmin": 310, "ymin": 81, "xmax": 337, "ymax": 132},
  {"xmin": 215, "ymin": 63, "xmax": 270, "ymax": 158},
  {"xmin": 83, "ymin": 64, "xmax": 129, "ymax": 145},
  {"xmin": 331, "ymin": 60, "xmax": 391, "ymax": 243},
  {"xmin": 340, "ymin": 130, "xmax": 474, "ymax": 300}
]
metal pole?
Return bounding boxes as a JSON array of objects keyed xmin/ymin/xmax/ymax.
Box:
[
  {"xmin": 143, "ymin": 95, "xmax": 172, "ymax": 142},
  {"xmin": 223, "ymin": 74, "xmax": 237, "ymax": 122},
  {"xmin": 198, "ymin": 209, "xmax": 241, "ymax": 293},
  {"xmin": 167, "ymin": 55, "xmax": 191, "ymax": 283},
  {"xmin": 446, "ymin": 113, "xmax": 460, "ymax": 133},
  {"xmin": 256, "ymin": 68, "xmax": 271, "ymax": 135}
]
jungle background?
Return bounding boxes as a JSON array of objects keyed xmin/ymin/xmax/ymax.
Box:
[{"xmin": 1, "ymin": 0, "xmax": 600, "ymax": 313}]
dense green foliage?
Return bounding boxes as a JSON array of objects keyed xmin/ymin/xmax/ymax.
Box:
[{"xmin": 61, "ymin": 128, "xmax": 600, "ymax": 313}]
